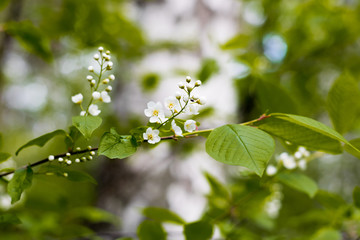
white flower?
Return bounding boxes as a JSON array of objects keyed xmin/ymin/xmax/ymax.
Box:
[
  {"xmin": 88, "ymin": 66, "xmax": 94, "ymax": 72},
  {"xmin": 71, "ymin": 93, "xmax": 83, "ymax": 104},
  {"xmin": 48, "ymin": 155, "xmax": 55, "ymax": 161},
  {"xmin": 93, "ymin": 54, "xmax": 100, "ymax": 60},
  {"xmin": 86, "ymin": 75, "xmax": 93, "ymax": 81},
  {"xmin": 295, "ymin": 146, "xmax": 310, "ymax": 159},
  {"xmin": 98, "ymin": 46, "xmax": 104, "ymax": 52},
  {"xmin": 89, "ymin": 104, "xmax": 101, "ymax": 116},
  {"xmin": 184, "ymin": 120, "xmax": 197, "ymax": 133},
  {"xmin": 186, "ymin": 83, "xmax": 194, "ymax": 92},
  {"xmin": 80, "ymin": 111, "xmax": 86, "ymax": 116},
  {"xmin": 195, "ymin": 80, "xmax": 202, "ymax": 86},
  {"xmin": 186, "ymin": 103, "xmax": 199, "ymax": 115},
  {"xmin": 165, "ymin": 96, "xmax": 181, "ymax": 113},
  {"xmin": 278, "ymin": 152, "xmax": 296, "ymax": 169},
  {"xmin": 103, "ymin": 78, "xmax": 109, "ymax": 84},
  {"xmin": 100, "ymin": 91, "xmax": 111, "ymax": 103},
  {"xmin": 182, "ymin": 94, "xmax": 189, "ymax": 103},
  {"xmin": 265, "ymin": 198, "xmax": 281, "ymax": 218},
  {"xmin": 175, "ymin": 91, "xmax": 182, "ymax": 100},
  {"xmin": 198, "ymin": 97, "xmax": 206, "ymax": 105},
  {"xmin": 109, "ymin": 74, "xmax": 115, "ymax": 81},
  {"xmin": 92, "ymin": 91, "xmax": 101, "ymax": 100},
  {"xmin": 106, "ymin": 86, "xmax": 112, "ymax": 92},
  {"xmin": 107, "ymin": 61, "xmax": 113, "ymax": 67},
  {"xmin": 298, "ymin": 159, "xmax": 307, "ymax": 170},
  {"xmin": 186, "ymin": 76, "xmax": 191, "ymax": 83},
  {"xmin": 143, "ymin": 127, "xmax": 161, "ymax": 144},
  {"xmin": 178, "ymin": 82, "xmax": 184, "ymax": 89},
  {"xmin": 144, "ymin": 101, "xmax": 166, "ymax": 123},
  {"xmin": 171, "ymin": 120, "xmax": 183, "ymax": 136},
  {"xmin": 266, "ymin": 165, "xmax": 277, "ymax": 176}
]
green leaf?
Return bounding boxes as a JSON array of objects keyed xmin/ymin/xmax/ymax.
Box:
[
  {"xmin": 255, "ymin": 79, "xmax": 298, "ymax": 114},
  {"xmin": 98, "ymin": 129, "xmax": 137, "ymax": 159},
  {"xmin": 0, "ymin": 0, "xmax": 11, "ymax": 11},
  {"xmin": 196, "ymin": 58, "xmax": 219, "ymax": 83},
  {"xmin": 353, "ymin": 186, "xmax": 360, "ymax": 209},
  {"xmin": 141, "ymin": 73, "xmax": 160, "ymax": 92},
  {"xmin": 253, "ymin": 113, "xmax": 350, "ymax": 154},
  {"xmin": 221, "ymin": 34, "xmax": 251, "ymax": 50},
  {"xmin": 277, "ymin": 172, "xmax": 318, "ymax": 198},
  {"xmin": 315, "ymin": 190, "xmax": 347, "ymax": 209},
  {"xmin": 66, "ymin": 170, "xmax": 97, "ymax": 185},
  {"xmin": 15, "ymin": 129, "xmax": 67, "ymax": 156},
  {"xmin": 204, "ymin": 172, "xmax": 230, "ymax": 200},
  {"xmin": 0, "ymin": 152, "xmax": 11, "ymax": 163},
  {"xmin": 184, "ymin": 221, "xmax": 213, "ymax": 240},
  {"xmin": 7, "ymin": 167, "xmax": 33, "ymax": 204},
  {"xmin": 72, "ymin": 116, "xmax": 102, "ymax": 139},
  {"xmin": 0, "ymin": 168, "xmax": 14, "ymax": 173},
  {"xmin": 65, "ymin": 126, "xmax": 81, "ymax": 149},
  {"xmin": 137, "ymin": 220, "xmax": 166, "ymax": 240},
  {"xmin": 4, "ymin": 21, "xmax": 52, "ymax": 62},
  {"xmin": 141, "ymin": 207, "xmax": 185, "ymax": 225},
  {"xmin": 310, "ymin": 228, "xmax": 341, "ymax": 240},
  {"xmin": 0, "ymin": 213, "xmax": 21, "ymax": 225},
  {"xmin": 205, "ymin": 124, "xmax": 275, "ymax": 176},
  {"xmin": 327, "ymin": 73, "xmax": 360, "ymax": 134}
]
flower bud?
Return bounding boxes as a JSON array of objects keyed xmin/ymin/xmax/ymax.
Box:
[
  {"xmin": 75, "ymin": 147, "xmax": 81, "ymax": 151},
  {"xmin": 87, "ymin": 146, "xmax": 92, "ymax": 150},
  {"xmin": 48, "ymin": 155, "xmax": 55, "ymax": 161},
  {"xmin": 58, "ymin": 157, "xmax": 64, "ymax": 162},
  {"xmin": 109, "ymin": 74, "xmax": 115, "ymax": 81},
  {"xmin": 90, "ymin": 151, "xmax": 96, "ymax": 156},
  {"xmin": 88, "ymin": 66, "xmax": 94, "ymax": 72},
  {"xmin": 86, "ymin": 75, "xmax": 93, "ymax": 81},
  {"xmin": 93, "ymin": 54, "xmax": 100, "ymax": 60},
  {"xmin": 106, "ymin": 50, "xmax": 111, "ymax": 55},
  {"xmin": 106, "ymin": 86, "xmax": 112, "ymax": 92},
  {"xmin": 88, "ymin": 156, "xmax": 93, "ymax": 160},
  {"xmin": 80, "ymin": 111, "xmax": 86, "ymax": 116},
  {"xmin": 186, "ymin": 83, "xmax": 193, "ymax": 92},
  {"xmin": 175, "ymin": 91, "xmax": 182, "ymax": 100},
  {"xmin": 186, "ymin": 76, "xmax": 191, "ymax": 83},
  {"xmin": 178, "ymin": 82, "xmax": 185, "ymax": 89},
  {"xmin": 66, "ymin": 152, "xmax": 71, "ymax": 157},
  {"xmin": 92, "ymin": 91, "xmax": 101, "ymax": 100},
  {"xmin": 198, "ymin": 97, "xmax": 206, "ymax": 105},
  {"xmin": 75, "ymin": 158, "xmax": 80, "ymax": 163},
  {"xmin": 63, "ymin": 172, "xmax": 68, "ymax": 177},
  {"xmin": 81, "ymin": 157, "xmax": 87, "ymax": 161},
  {"xmin": 98, "ymin": 46, "xmax": 104, "ymax": 52},
  {"xmin": 195, "ymin": 80, "xmax": 202, "ymax": 87},
  {"xmin": 90, "ymin": 80, "xmax": 96, "ymax": 87},
  {"xmin": 66, "ymin": 160, "xmax": 72, "ymax": 165},
  {"xmin": 103, "ymin": 78, "xmax": 109, "ymax": 84}
]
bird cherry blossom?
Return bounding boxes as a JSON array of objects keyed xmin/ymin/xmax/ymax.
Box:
[
  {"xmin": 184, "ymin": 120, "xmax": 197, "ymax": 133},
  {"xmin": 143, "ymin": 128, "xmax": 161, "ymax": 144},
  {"xmin": 144, "ymin": 101, "xmax": 166, "ymax": 123}
]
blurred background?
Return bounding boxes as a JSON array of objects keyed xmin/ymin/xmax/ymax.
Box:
[{"xmin": 1, "ymin": 0, "xmax": 360, "ymax": 239}]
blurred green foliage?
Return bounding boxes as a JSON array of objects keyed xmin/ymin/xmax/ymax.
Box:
[{"xmin": 1, "ymin": 0, "xmax": 360, "ymax": 239}]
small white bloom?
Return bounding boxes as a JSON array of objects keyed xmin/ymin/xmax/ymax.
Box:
[
  {"xmin": 298, "ymin": 159, "xmax": 307, "ymax": 170},
  {"xmin": 186, "ymin": 83, "xmax": 194, "ymax": 92},
  {"xmin": 107, "ymin": 61, "xmax": 113, "ymax": 67},
  {"xmin": 103, "ymin": 78, "xmax": 109, "ymax": 84},
  {"xmin": 186, "ymin": 103, "xmax": 199, "ymax": 115},
  {"xmin": 175, "ymin": 91, "xmax": 182, "ymax": 100},
  {"xmin": 75, "ymin": 158, "xmax": 80, "ymax": 163},
  {"xmin": 66, "ymin": 153, "xmax": 71, "ymax": 157},
  {"xmin": 80, "ymin": 111, "xmax": 86, "ymax": 116},
  {"xmin": 143, "ymin": 127, "xmax": 161, "ymax": 144},
  {"xmin": 178, "ymin": 82, "xmax": 184, "ymax": 89},
  {"xmin": 184, "ymin": 120, "xmax": 197, "ymax": 133},
  {"xmin": 100, "ymin": 91, "xmax": 111, "ymax": 103},
  {"xmin": 195, "ymin": 80, "xmax": 202, "ymax": 86},
  {"xmin": 106, "ymin": 86, "xmax": 112, "ymax": 92},
  {"xmin": 89, "ymin": 104, "xmax": 101, "ymax": 116},
  {"xmin": 93, "ymin": 54, "xmax": 100, "ymax": 60},
  {"xmin": 144, "ymin": 101, "xmax": 166, "ymax": 123},
  {"xmin": 90, "ymin": 80, "xmax": 96, "ymax": 86},
  {"xmin": 171, "ymin": 120, "xmax": 183, "ymax": 136},
  {"xmin": 198, "ymin": 97, "xmax": 206, "ymax": 105},
  {"xmin": 58, "ymin": 157, "xmax": 64, "ymax": 162},
  {"xmin": 266, "ymin": 165, "xmax": 277, "ymax": 176},
  {"xmin": 71, "ymin": 93, "xmax": 83, "ymax": 104},
  {"xmin": 66, "ymin": 160, "xmax": 72, "ymax": 165},
  {"xmin": 265, "ymin": 198, "xmax": 281, "ymax": 218},
  {"xmin": 186, "ymin": 76, "xmax": 191, "ymax": 83},
  {"xmin": 182, "ymin": 94, "xmax": 189, "ymax": 103},
  {"xmin": 48, "ymin": 155, "xmax": 55, "ymax": 161},
  {"xmin": 109, "ymin": 74, "xmax": 115, "ymax": 81},
  {"xmin": 98, "ymin": 46, "xmax": 104, "ymax": 52},
  {"xmin": 297, "ymin": 146, "xmax": 310, "ymax": 158},
  {"xmin": 86, "ymin": 75, "xmax": 93, "ymax": 81},
  {"xmin": 106, "ymin": 50, "xmax": 111, "ymax": 55},
  {"xmin": 88, "ymin": 66, "xmax": 94, "ymax": 72},
  {"xmin": 92, "ymin": 91, "xmax": 101, "ymax": 100},
  {"xmin": 165, "ymin": 96, "xmax": 181, "ymax": 113},
  {"xmin": 278, "ymin": 152, "xmax": 296, "ymax": 170}
]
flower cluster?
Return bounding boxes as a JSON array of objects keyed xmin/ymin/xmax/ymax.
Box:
[
  {"xmin": 264, "ymin": 184, "xmax": 283, "ymax": 218},
  {"xmin": 266, "ymin": 146, "xmax": 310, "ymax": 176},
  {"xmin": 71, "ymin": 47, "xmax": 115, "ymax": 116},
  {"xmin": 48, "ymin": 146, "xmax": 96, "ymax": 166},
  {"xmin": 143, "ymin": 76, "xmax": 206, "ymax": 144}
]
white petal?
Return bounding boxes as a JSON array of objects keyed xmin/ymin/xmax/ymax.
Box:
[{"xmin": 92, "ymin": 91, "xmax": 101, "ymax": 100}]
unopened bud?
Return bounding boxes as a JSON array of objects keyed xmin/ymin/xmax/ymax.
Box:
[
  {"xmin": 109, "ymin": 74, "xmax": 115, "ymax": 81},
  {"xmin": 48, "ymin": 155, "xmax": 55, "ymax": 161},
  {"xmin": 103, "ymin": 78, "xmax": 109, "ymax": 84},
  {"xmin": 93, "ymin": 54, "xmax": 100, "ymax": 60},
  {"xmin": 98, "ymin": 46, "xmax": 104, "ymax": 52},
  {"xmin": 186, "ymin": 76, "xmax": 191, "ymax": 83},
  {"xmin": 105, "ymin": 50, "xmax": 111, "ymax": 55},
  {"xmin": 195, "ymin": 80, "xmax": 202, "ymax": 87},
  {"xmin": 106, "ymin": 86, "xmax": 112, "ymax": 92},
  {"xmin": 90, "ymin": 80, "xmax": 96, "ymax": 87},
  {"xmin": 87, "ymin": 75, "xmax": 93, "ymax": 81},
  {"xmin": 178, "ymin": 82, "xmax": 185, "ymax": 89}
]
